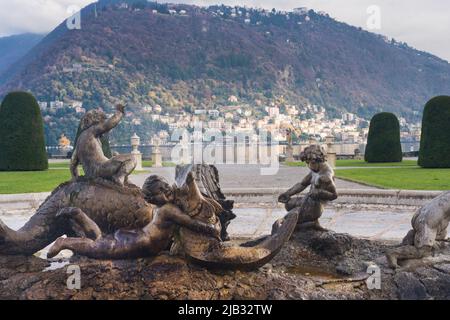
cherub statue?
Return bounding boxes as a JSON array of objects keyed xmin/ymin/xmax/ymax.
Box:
[
  {"xmin": 71, "ymin": 104, "xmax": 136, "ymax": 186},
  {"xmin": 47, "ymin": 175, "xmax": 221, "ymax": 259},
  {"xmin": 278, "ymin": 144, "xmax": 338, "ymax": 230},
  {"xmin": 386, "ymin": 191, "xmax": 450, "ymax": 269},
  {"xmin": 47, "ymin": 173, "xmax": 298, "ymax": 270}
]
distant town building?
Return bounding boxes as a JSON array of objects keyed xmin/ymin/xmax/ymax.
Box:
[
  {"xmin": 293, "ymin": 7, "xmax": 308, "ymax": 15},
  {"xmin": 50, "ymin": 101, "xmax": 64, "ymax": 110},
  {"xmin": 142, "ymin": 106, "xmax": 153, "ymax": 113},
  {"xmin": 38, "ymin": 101, "xmax": 48, "ymax": 111},
  {"xmin": 268, "ymin": 106, "xmax": 280, "ymax": 117},
  {"xmin": 154, "ymin": 105, "xmax": 162, "ymax": 113},
  {"xmin": 75, "ymin": 106, "xmax": 86, "ymax": 114},
  {"xmin": 73, "ymin": 63, "xmax": 83, "ymax": 72},
  {"xmin": 208, "ymin": 110, "xmax": 220, "ymax": 118},
  {"xmin": 342, "ymin": 113, "xmax": 355, "ymax": 122},
  {"xmin": 194, "ymin": 109, "xmax": 207, "ymax": 115},
  {"xmin": 228, "ymin": 95, "xmax": 238, "ymax": 103}
]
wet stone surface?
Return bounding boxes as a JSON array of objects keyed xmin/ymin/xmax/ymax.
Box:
[
  {"xmin": 1, "ymin": 229, "xmax": 449, "ymax": 300},
  {"xmin": 2, "ymin": 204, "xmax": 449, "ymax": 244},
  {"xmin": 229, "ymin": 204, "xmax": 450, "ymax": 241}
]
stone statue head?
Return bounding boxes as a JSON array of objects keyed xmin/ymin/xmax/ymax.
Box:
[
  {"xmin": 142, "ymin": 175, "xmax": 175, "ymax": 207},
  {"xmin": 300, "ymin": 144, "xmax": 327, "ymax": 172},
  {"xmin": 80, "ymin": 110, "xmax": 107, "ymax": 131}
]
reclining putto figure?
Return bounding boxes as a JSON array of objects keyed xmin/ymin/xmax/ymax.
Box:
[
  {"xmin": 71, "ymin": 104, "xmax": 136, "ymax": 186},
  {"xmin": 386, "ymin": 191, "xmax": 450, "ymax": 269},
  {"xmin": 48, "ymin": 172, "xmax": 298, "ymax": 270},
  {"xmin": 48, "ymin": 175, "xmax": 221, "ymax": 259},
  {"xmin": 278, "ymin": 144, "xmax": 338, "ymax": 230}
]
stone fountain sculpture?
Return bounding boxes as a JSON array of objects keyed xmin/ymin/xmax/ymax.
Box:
[
  {"xmin": 70, "ymin": 104, "xmax": 137, "ymax": 186},
  {"xmin": 175, "ymin": 164, "xmax": 236, "ymax": 241},
  {"xmin": 0, "ymin": 109, "xmax": 297, "ymax": 270},
  {"xmin": 386, "ymin": 191, "xmax": 450, "ymax": 268},
  {"xmin": 278, "ymin": 144, "xmax": 338, "ymax": 231},
  {"xmin": 46, "ymin": 172, "xmax": 298, "ymax": 270},
  {"xmin": 2, "ymin": 118, "xmax": 450, "ymax": 298}
]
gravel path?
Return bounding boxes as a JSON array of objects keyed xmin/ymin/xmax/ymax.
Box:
[{"xmin": 129, "ymin": 164, "xmax": 378, "ymax": 190}]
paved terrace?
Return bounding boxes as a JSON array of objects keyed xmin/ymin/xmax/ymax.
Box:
[{"xmin": 129, "ymin": 164, "xmax": 378, "ymax": 190}]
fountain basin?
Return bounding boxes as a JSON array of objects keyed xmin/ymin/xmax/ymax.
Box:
[{"xmin": 4, "ymin": 203, "xmax": 448, "ymax": 244}]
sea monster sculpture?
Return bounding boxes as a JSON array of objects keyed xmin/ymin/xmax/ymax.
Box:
[
  {"xmin": 172, "ymin": 170, "xmax": 298, "ymax": 270},
  {"xmin": 0, "ymin": 178, "xmax": 154, "ymax": 255},
  {"xmin": 0, "ymin": 107, "xmax": 237, "ymax": 260},
  {"xmin": 0, "ymin": 101, "xmax": 297, "ymax": 269},
  {"xmin": 48, "ymin": 172, "xmax": 298, "ymax": 270},
  {"xmin": 386, "ymin": 191, "xmax": 450, "ymax": 269},
  {"xmin": 278, "ymin": 144, "xmax": 338, "ymax": 230},
  {"xmin": 175, "ymin": 164, "xmax": 237, "ymax": 241},
  {"xmin": 71, "ymin": 104, "xmax": 136, "ymax": 186},
  {"xmin": 0, "ymin": 163, "xmax": 297, "ymax": 270},
  {"xmin": 47, "ymin": 174, "xmax": 221, "ymax": 259}
]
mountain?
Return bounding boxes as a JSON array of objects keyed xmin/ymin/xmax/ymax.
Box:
[
  {"xmin": 0, "ymin": 33, "xmax": 44, "ymax": 77},
  {"xmin": 1, "ymin": 1, "xmax": 450, "ymax": 143}
]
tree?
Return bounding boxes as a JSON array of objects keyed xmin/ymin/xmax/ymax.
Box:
[
  {"xmin": 364, "ymin": 112, "xmax": 402, "ymax": 163},
  {"xmin": 418, "ymin": 96, "xmax": 450, "ymax": 168},
  {"xmin": 0, "ymin": 92, "xmax": 48, "ymax": 171}
]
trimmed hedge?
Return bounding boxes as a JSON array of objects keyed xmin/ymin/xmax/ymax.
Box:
[
  {"xmin": 0, "ymin": 92, "xmax": 48, "ymax": 171},
  {"xmin": 418, "ymin": 96, "xmax": 450, "ymax": 168},
  {"xmin": 365, "ymin": 112, "xmax": 402, "ymax": 163},
  {"xmin": 74, "ymin": 123, "xmax": 112, "ymax": 159}
]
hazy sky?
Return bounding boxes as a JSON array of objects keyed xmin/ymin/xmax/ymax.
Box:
[{"xmin": 1, "ymin": 0, "xmax": 449, "ymax": 61}]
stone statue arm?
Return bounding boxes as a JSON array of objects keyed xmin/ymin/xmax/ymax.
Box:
[
  {"xmin": 279, "ymin": 172, "xmax": 312, "ymax": 203},
  {"xmin": 70, "ymin": 148, "xmax": 80, "ymax": 180},
  {"xmin": 93, "ymin": 104, "xmax": 125, "ymax": 137},
  {"xmin": 164, "ymin": 205, "xmax": 221, "ymax": 240}
]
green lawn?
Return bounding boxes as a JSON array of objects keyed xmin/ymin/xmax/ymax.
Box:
[
  {"xmin": 0, "ymin": 170, "xmax": 73, "ymax": 194},
  {"xmin": 284, "ymin": 161, "xmax": 306, "ymax": 167},
  {"xmin": 142, "ymin": 160, "xmax": 176, "ymax": 167},
  {"xmin": 0, "ymin": 161, "xmax": 149, "ymax": 194},
  {"xmin": 285, "ymin": 159, "xmax": 418, "ymax": 167},
  {"xmin": 4, "ymin": 160, "xmax": 446, "ymax": 194},
  {"xmin": 335, "ymin": 167, "xmax": 450, "ymax": 190},
  {"xmin": 334, "ymin": 159, "xmax": 418, "ymax": 167}
]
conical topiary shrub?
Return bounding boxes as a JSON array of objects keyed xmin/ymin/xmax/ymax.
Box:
[
  {"xmin": 418, "ymin": 96, "xmax": 450, "ymax": 168},
  {"xmin": 0, "ymin": 91, "xmax": 48, "ymax": 171},
  {"xmin": 364, "ymin": 112, "xmax": 402, "ymax": 163}
]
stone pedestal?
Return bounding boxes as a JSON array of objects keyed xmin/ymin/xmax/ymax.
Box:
[
  {"xmin": 325, "ymin": 135, "xmax": 336, "ymax": 169},
  {"xmin": 131, "ymin": 133, "xmax": 143, "ymax": 171},
  {"xmin": 152, "ymin": 148, "xmax": 162, "ymax": 168},
  {"xmin": 286, "ymin": 146, "xmax": 294, "ymax": 162},
  {"xmin": 132, "ymin": 152, "xmax": 143, "ymax": 171}
]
